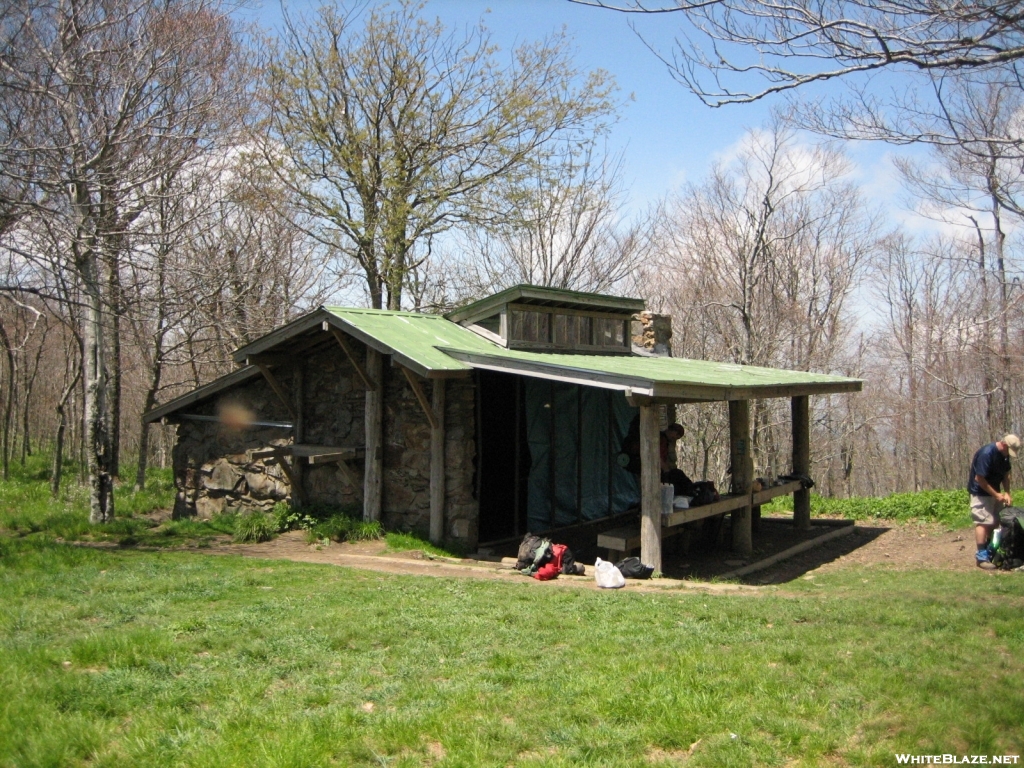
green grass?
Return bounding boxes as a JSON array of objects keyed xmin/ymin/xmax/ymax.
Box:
[
  {"xmin": 1, "ymin": 537, "xmax": 1022, "ymax": 767},
  {"xmin": 763, "ymin": 488, "xmax": 970, "ymax": 528},
  {"xmin": 384, "ymin": 530, "xmax": 463, "ymax": 558},
  {"xmin": 0, "ymin": 453, "xmax": 230, "ymax": 548},
  {"xmin": 1, "ymin": 468, "xmax": 1022, "ymax": 765}
]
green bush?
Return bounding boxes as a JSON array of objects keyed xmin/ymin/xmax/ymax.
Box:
[
  {"xmin": 273, "ymin": 501, "xmax": 362, "ymax": 532},
  {"xmin": 233, "ymin": 511, "xmax": 277, "ymax": 543},
  {"xmin": 762, "ymin": 488, "xmax": 970, "ymax": 527},
  {"xmin": 348, "ymin": 519, "xmax": 382, "ymax": 541},
  {"xmin": 308, "ymin": 514, "xmax": 354, "ymax": 543}
]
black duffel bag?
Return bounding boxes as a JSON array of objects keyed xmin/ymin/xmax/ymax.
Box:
[{"xmin": 614, "ymin": 556, "xmax": 655, "ymax": 579}]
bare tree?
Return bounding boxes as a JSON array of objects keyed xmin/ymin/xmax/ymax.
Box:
[
  {"xmin": 259, "ymin": 1, "xmax": 618, "ymax": 310},
  {"xmin": 572, "ymin": 1, "xmax": 1024, "ymax": 105},
  {"xmin": 0, "ymin": 0, "xmax": 243, "ymax": 521},
  {"xmin": 455, "ymin": 144, "xmax": 644, "ymax": 298},
  {"xmin": 646, "ymin": 122, "xmax": 878, "ymax": 485}
]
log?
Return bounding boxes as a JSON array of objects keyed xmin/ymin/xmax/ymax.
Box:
[
  {"xmin": 430, "ymin": 379, "xmax": 446, "ymax": 544},
  {"xmin": 729, "ymin": 399, "xmax": 752, "ymax": 555},
  {"xmin": 792, "ymin": 395, "xmax": 811, "ymax": 531},
  {"xmin": 639, "ymin": 404, "xmax": 662, "ymax": 572},
  {"xmin": 363, "ymin": 348, "xmax": 383, "ymax": 522}
]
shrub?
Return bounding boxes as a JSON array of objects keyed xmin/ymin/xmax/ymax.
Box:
[
  {"xmin": 308, "ymin": 514, "xmax": 354, "ymax": 543},
  {"xmin": 233, "ymin": 511, "xmax": 277, "ymax": 543},
  {"xmin": 762, "ymin": 488, "xmax": 969, "ymax": 527},
  {"xmin": 348, "ymin": 519, "xmax": 382, "ymax": 541}
]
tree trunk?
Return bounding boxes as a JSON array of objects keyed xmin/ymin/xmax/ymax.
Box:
[
  {"xmin": 81, "ymin": 255, "xmax": 115, "ymax": 523},
  {"xmin": 51, "ymin": 363, "xmax": 82, "ymax": 498},
  {"xmin": 21, "ymin": 324, "xmax": 46, "ymax": 464},
  {"xmin": 0, "ymin": 318, "xmax": 16, "ymax": 481}
]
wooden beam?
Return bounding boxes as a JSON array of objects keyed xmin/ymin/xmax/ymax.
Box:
[
  {"xmin": 328, "ymin": 325, "xmax": 375, "ymax": 391},
  {"xmin": 398, "ymin": 364, "xmax": 439, "ymax": 430},
  {"xmin": 335, "ymin": 459, "xmax": 358, "ymax": 489},
  {"xmin": 307, "ymin": 449, "xmax": 364, "ymax": 465},
  {"xmin": 429, "ymin": 379, "xmax": 446, "ymax": 545},
  {"xmin": 291, "ymin": 444, "xmax": 362, "ymax": 458},
  {"xmin": 363, "ymin": 348, "xmax": 383, "ymax": 523},
  {"xmin": 292, "ymin": 365, "xmax": 305, "ymax": 508},
  {"xmin": 792, "ymin": 395, "xmax": 811, "ymax": 531},
  {"xmin": 751, "ymin": 479, "xmax": 803, "ymax": 506},
  {"xmin": 255, "ymin": 364, "xmax": 297, "ymax": 421},
  {"xmin": 663, "ymin": 492, "xmax": 749, "ymax": 527},
  {"xmin": 245, "ymin": 353, "xmax": 295, "ymax": 367},
  {"xmin": 729, "ymin": 399, "xmax": 753, "ymax": 555},
  {"xmin": 277, "ymin": 457, "xmax": 304, "ymax": 506},
  {"xmin": 639, "ymin": 404, "xmax": 662, "ymax": 572},
  {"xmin": 250, "ymin": 447, "xmax": 289, "ymax": 460}
]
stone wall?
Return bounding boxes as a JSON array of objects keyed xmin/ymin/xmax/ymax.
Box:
[
  {"xmin": 380, "ymin": 368, "xmax": 478, "ymax": 546},
  {"xmin": 170, "ymin": 334, "xmax": 479, "ymax": 548},
  {"xmin": 171, "ymin": 373, "xmax": 296, "ymax": 519},
  {"xmin": 631, "ymin": 311, "xmax": 673, "ymax": 356}
]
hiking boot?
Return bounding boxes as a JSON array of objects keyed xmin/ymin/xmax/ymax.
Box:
[{"xmin": 976, "ymin": 549, "xmax": 996, "ymax": 569}]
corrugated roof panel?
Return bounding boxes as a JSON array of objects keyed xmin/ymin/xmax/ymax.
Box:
[
  {"xmin": 323, "ymin": 307, "xmax": 500, "ymax": 372},
  {"xmin": 325, "ymin": 307, "xmax": 861, "ymax": 396}
]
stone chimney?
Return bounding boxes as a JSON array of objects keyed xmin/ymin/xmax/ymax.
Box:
[{"xmin": 631, "ymin": 311, "xmax": 673, "ymax": 357}]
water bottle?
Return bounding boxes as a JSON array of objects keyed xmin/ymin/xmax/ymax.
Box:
[{"xmin": 992, "ymin": 528, "xmax": 1003, "ymax": 552}]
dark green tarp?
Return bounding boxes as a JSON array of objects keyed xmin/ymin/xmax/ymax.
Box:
[{"xmin": 525, "ymin": 380, "xmax": 639, "ymax": 532}]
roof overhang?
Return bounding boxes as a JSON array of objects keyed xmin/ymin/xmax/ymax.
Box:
[
  {"xmin": 440, "ymin": 349, "xmax": 864, "ymax": 402},
  {"xmin": 143, "ymin": 365, "xmax": 263, "ymax": 423}
]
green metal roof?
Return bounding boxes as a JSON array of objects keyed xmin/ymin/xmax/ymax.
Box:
[
  {"xmin": 438, "ymin": 347, "xmax": 861, "ymax": 400},
  {"xmin": 156, "ymin": 305, "xmax": 861, "ymax": 421},
  {"xmin": 322, "ymin": 307, "xmax": 498, "ymax": 376},
  {"xmin": 323, "ymin": 307, "xmax": 860, "ymax": 399}
]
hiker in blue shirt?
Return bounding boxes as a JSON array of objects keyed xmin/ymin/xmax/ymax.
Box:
[{"xmin": 968, "ymin": 434, "xmax": 1021, "ymax": 568}]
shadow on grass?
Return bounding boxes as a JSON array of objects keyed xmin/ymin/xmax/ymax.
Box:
[{"xmin": 656, "ymin": 518, "xmax": 893, "ymax": 584}]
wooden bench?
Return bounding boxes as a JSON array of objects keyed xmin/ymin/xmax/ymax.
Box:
[
  {"xmin": 598, "ymin": 481, "xmax": 807, "ymax": 561},
  {"xmin": 597, "ymin": 525, "xmax": 688, "ymax": 562}
]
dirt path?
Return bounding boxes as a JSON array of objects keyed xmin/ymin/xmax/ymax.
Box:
[{"xmin": 179, "ymin": 518, "xmax": 995, "ymax": 591}]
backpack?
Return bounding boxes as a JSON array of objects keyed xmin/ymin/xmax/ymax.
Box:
[
  {"xmin": 993, "ymin": 507, "xmax": 1024, "ymax": 569},
  {"xmin": 551, "ymin": 543, "xmax": 585, "ymax": 576},
  {"xmin": 614, "ymin": 556, "xmax": 654, "ymax": 579},
  {"xmin": 690, "ymin": 481, "xmax": 719, "ymax": 507},
  {"xmin": 516, "ymin": 533, "xmax": 551, "ymax": 571}
]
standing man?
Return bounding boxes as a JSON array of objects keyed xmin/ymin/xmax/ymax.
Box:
[{"xmin": 968, "ymin": 434, "xmax": 1021, "ymax": 568}]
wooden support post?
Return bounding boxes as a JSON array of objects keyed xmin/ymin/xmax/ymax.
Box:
[
  {"xmin": 363, "ymin": 349, "xmax": 383, "ymax": 523},
  {"xmin": 792, "ymin": 395, "xmax": 811, "ymax": 531},
  {"xmin": 639, "ymin": 404, "xmax": 662, "ymax": 572},
  {"xmin": 430, "ymin": 379, "xmax": 446, "ymax": 545},
  {"xmin": 729, "ymin": 399, "xmax": 753, "ymax": 555},
  {"xmin": 292, "ymin": 365, "xmax": 304, "ymax": 507},
  {"xmin": 328, "ymin": 326, "xmax": 375, "ymax": 391},
  {"xmin": 256, "ymin": 364, "xmax": 297, "ymax": 421}
]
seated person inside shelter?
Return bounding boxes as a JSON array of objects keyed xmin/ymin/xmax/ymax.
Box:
[{"xmin": 620, "ymin": 418, "xmax": 694, "ymax": 497}]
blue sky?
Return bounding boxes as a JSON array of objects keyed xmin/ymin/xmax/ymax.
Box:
[{"xmin": 238, "ymin": 0, "xmax": 912, "ymax": 218}]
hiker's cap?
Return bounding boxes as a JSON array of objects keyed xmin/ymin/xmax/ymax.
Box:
[{"xmin": 1004, "ymin": 434, "xmax": 1021, "ymax": 458}]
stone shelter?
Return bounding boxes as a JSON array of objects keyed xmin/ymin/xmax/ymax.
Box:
[{"xmin": 145, "ymin": 285, "xmax": 862, "ymax": 570}]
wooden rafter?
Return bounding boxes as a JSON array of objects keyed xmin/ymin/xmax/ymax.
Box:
[
  {"xmin": 255, "ymin": 364, "xmax": 297, "ymax": 421},
  {"xmin": 328, "ymin": 325, "xmax": 375, "ymax": 391},
  {"xmin": 398, "ymin": 364, "xmax": 439, "ymax": 430}
]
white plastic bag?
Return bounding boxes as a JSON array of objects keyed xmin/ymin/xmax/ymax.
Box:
[{"xmin": 593, "ymin": 557, "xmax": 626, "ymax": 589}]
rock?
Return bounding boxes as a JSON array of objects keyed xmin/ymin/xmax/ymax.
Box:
[
  {"xmin": 244, "ymin": 470, "xmax": 289, "ymax": 500},
  {"xmin": 204, "ymin": 459, "xmax": 242, "ymax": 492},
  {"xmin": 195, "ymin": 494, "xmax": 225, "ymax": 519}
]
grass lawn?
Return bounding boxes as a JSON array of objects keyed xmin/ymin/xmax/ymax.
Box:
[{"xmin": 1, "ymin": 463, "xmax": 1023, "ymax": 766}]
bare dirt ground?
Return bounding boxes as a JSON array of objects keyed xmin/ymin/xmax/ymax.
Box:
[{"xmin": 173, "ymin": 516, "xmax": 993, "ymax": 592}]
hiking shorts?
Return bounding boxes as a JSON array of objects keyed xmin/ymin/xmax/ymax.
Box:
[{"xmin": 970, "ymin": 494, "xmax": 1004, "ymax": 526}]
